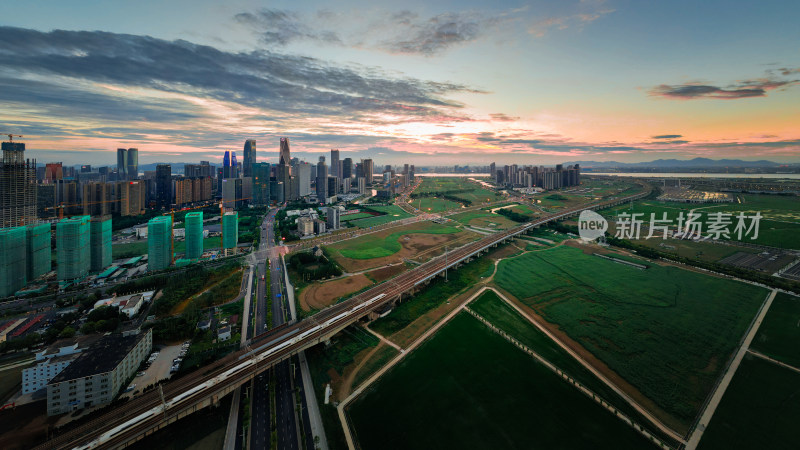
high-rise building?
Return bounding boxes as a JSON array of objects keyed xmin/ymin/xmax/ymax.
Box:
[
  {"xmin": 223, "ymin": 151, "xmax": 231, "ymax": 179},
  {"xmin": 0, "ymin": 227, "xmax": 27, "ymax": 297},
  {"xmin": 126, "ymin": 148, "xmax": 138, "ymax": 179},
  {"xmin": 147, "ymin": 215, "xmax": 172, "ymax": 271},
  {"xmin": 275, "ymin": 163, "xmax": 291, "ymax": 203},
  {"xmin": 316, "ymin": 157, "xmax": 328, "ymax": 200},
  {"xmin": 90, "ymin": 215, "xmax": 112, "ymax": 272},
  {"xmin": 56, "ymin": 215, "xmax": 91, "ymax": 282},
  {"xmin": 222, "ymin": 212, "xmax": 238, "ymax": 252},
  {"xmin": 243, "ymin": 140, "xmax": 256, "ymax": 178},
  {"xmin": 82, "ymin": 182, "xmax": 109, "ymax": 216},
  {"xmin": 25, "ymin": 223, "xmax": 51, "ymax": 281},
  {"xmin": 362, "ymin": 159, "xmax": 374, "ymax": 184},
  {"xmin": 231, "ymin": 152, "xmax": 239, "ymax": 178},
  {"xmin": 342, "ymin": 158, "xmax": 353, "ymax": 179},
  {"xmin": 327, "ymin": 176, "xmax": 339, "ymax": 197},
  {"xmin": 1, "ymin": 139, "xmax": 37, "ymax": 228},
  {"xmin": 155, "ymin": 164, "xmax": 171, "ymax": 209},
  {"xmin": 326, "ymin": 207, "xmax": 340, "ymax": 230},
  {"xmin": 357, "ymin": 177, "xmax": 366, "ymax": 195},
  {"xmin": 489, "ymin": 162, "xmax": 496, "ymax": 178},
  {"xmin": 120, "ymin": 180, "xmax": 146, "ymax": 216},
  {"xmin": 279, "ymin": 138, "xmax": 291, "ymax": 166},
  {"xmin": 296, "ymin": 163, "xmax": 311, "ymax": 197},
  {"xmin": 252, "ymin": 163, "xmax": 271, "ymax": 205},
  {"xmin": 330, "ymin": 149, "xmax": 340, "ymax": 178},
  {"xmin": 116, "ymin": 148, "xmax": 127, "ymax": 179},
  {"xmin": 44, "ymin": 162, "xmax": 63, "ymax": 184},
  {"xmin": 222, "ymin": 178, "xmax": 242, "ymax": 209},
  {"xmin": 184, "ymin": 211, "xmax": 203, "ymax": 259}
]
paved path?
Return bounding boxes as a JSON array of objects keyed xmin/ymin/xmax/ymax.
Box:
[
  {"xmin": 487, "ymin": 287, "xmax": 686, "ymax": 444},
  {"xmin": 298, "ymin": 350, "xmax": 329, "ymax": 450},
  {"xmin": 363, "ymin": 325, "xmax": 403, "ymax": 352},
  {"xmin": 685, "ymin": 289, "xmax": 777, "ymax": 450},
  {"xmin": 747, "ymin": 349, "xmax": 800, "ymax": 375}
]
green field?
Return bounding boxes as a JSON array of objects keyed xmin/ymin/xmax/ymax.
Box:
[
  {"xmin": 413, "ymin": 196, "xmax": 464, "ymax": 212},
  {"xmin": 112, "ymin": 236, "xmax": 222, "ymax": 259},
  {"xmin": 330, "ymin": 223, "xmax": 461, "ymax": 260},
  {"xmin": 604, "ymin": 194, "xmax": 800, "ymax": 249},
  {"xmin": 698, "ymin": 355, "xmax": 800, "ymax": 450},
  {"xmin": 493, "ymin": 245, "xmax": 768, "ymax": 429},
  {"xmin": 450, "ymin": 210, "xmax": 517, "ymax": 230},
  {"xmin": 470, "ymin": 290, "xmax": 679, "ymax": 445},
  {"xmin": 340, "ymin": 212, "xmax": 375, "ymax": 221},
  {"xmin": 415, "ymin": 177, "xmax": 501, "ymax": 205},
  {"xmin": 350, "ymin": 205, "xmax": 413, "ymax": 228},
  {"xmin": 349, "ymin": 313, "xmax": 657, "ymax": 450},
  {"xmin": 751, "ymin": 293, "xmax": 800, "ymax": 367}
]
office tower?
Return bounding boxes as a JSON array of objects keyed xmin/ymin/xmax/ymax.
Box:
[
  {"xmin": 327, "ymin": 176, "xmax": 338, "ymax": 196},
  {"xmin": 252, "ymin": 162, "xmax": 271, "ymax": 205},
  {"xmin": 126, "ymin": 148, "xmax": 138, "ymax": 179},
  {"xmin": 147, "ymin": 215, "xmax": 172, "ymax": 271},
  {"xmin": 230, "ymin": 152, "xmax": 239, "ymax": 178},
  {"xmin": 216, "ymin": 167, "xmax": 224, "ymax": 194},
  {"xmin": 222, "ymin": 178, "xmax": 242, "ymax": 209},
  {"xmin": 44, "ymin": 162, "xmax": 63, "ymax": 184},
  {"xmin": 57, "ymin": 215, "xmax": 91, "ymax": 282},
  {"xmin": 273, "ymin": 181, "xmax": 284, "ymax": 203},
  {"xmin": 184, "ymin": 211, "xmax": 203, "ymax": 259},
  {"xmin": 120, "ymin": 180, "xmax": 145, "ymax": 216},
  {"xmin": 0, "ymin": 227, "xmax": 26, "ymax": 297},
  {"xmin": 279, "ymin": 137, "xmax": 291, "ymax": 166},
  {"xmin": 155, "ymin": 164, "xmax": 171, "ymax": 209},
  {"xmin": 222, "ymin": 212, "xmax": 238, "ymax": 252},
  {"xmin": 357, "ymin": 177, "xmax": 366, "ymax": 194},
  {"xmin": 276, "ymin": 163, "xmax": 291, "ymax": 203},
  {"xmin": 223, "ymin": 151, "xmax": 231, "ymax": 178},
  {"xmin": 116, "ymin": 148, "xmax": 127, "ymax": 179},
  {"xmin": 80, "ymin": 165, "xmax": 91, "ymax": 173},
  {"xmin": 342, "ymin": 158, "xmax": 353, "ymax": 179},
  {"xmin": 326, "ymin": 207, "xmax": 340, "ymax": 230},
  {"xmin": 403, "ymin": 163, "xmax": 409, "ymax": 175},
  {"xmin": 25, "ymin": 223, "xmax": 51, "ymax": 281},
  {"xmin": 316, "ymin": 157, "xmax": 328, "ymax": 200},
  {"xmin": 90, "ymin": 215, "xmax": 112, "ymax": 272},
  {"xmin": 82, "ymin": 182, "xmax": 109, "ymax": 216},
  {"xmin": 243, "ymin": 139, "xmax": 256, "ymax": 177},
  {"xmin": 1, "ymin": 139, "xmax": 37, "ymax": 228},
  {"xmin": 330, "ymin": 149, "xmax": 340, "ymax": 178},
  {"xmin": 362, "ymin": 159, "xmax": 374, "ymax": 184},
  {"xmin": 296, "ymin": 163, "xmax": 311, "ymax": 197},
  {"xmin": 242, "ymin": 176, "xmax": 253, "ymax": 204}
]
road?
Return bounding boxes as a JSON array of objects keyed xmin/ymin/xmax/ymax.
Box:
[{"xmin": 35, "ymin": 185, "xmax": 650, "ymax": 450}]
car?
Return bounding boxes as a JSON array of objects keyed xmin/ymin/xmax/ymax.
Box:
[{"xmin": 136, "ymin": 371, "xmax": 145, "ymax": 377}]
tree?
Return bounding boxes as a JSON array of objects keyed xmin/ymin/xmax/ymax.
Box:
[{"xmin": 59, "ymin": 326, "xmax": 75, "ymax": 339}]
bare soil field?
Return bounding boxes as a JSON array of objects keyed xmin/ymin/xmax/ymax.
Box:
[
  {"xmin": 365, "ymin": 264, "xmax": 406, "ymax": 282},
  {"xmin": 299, "ymin": 273, "xmax": 374, "ymax": 311}
]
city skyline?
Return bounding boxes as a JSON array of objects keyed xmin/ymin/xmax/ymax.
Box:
[{"xmin": 1, "ymin": 1, "xmax": 799, "ymax": 166}]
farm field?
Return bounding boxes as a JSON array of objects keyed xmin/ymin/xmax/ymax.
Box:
[
  {"xmin": 750, "ymin": 293, "xmax": 800, "ymax": 368},
  {"xmin": 603, "ymin": 194, "xmax": 800, "ymax": 249},
  {"xmin": 631, "ymin": 236, "xmax": 760, "ymax": 264},
  {"xmin": 350, "ymin": 205, "xmax": 413, "ymax": 228},
  {"xmin": 470, "ymin": 290, "xmax": 680, "ymax": 445},
  {"xmin": 698, "ymin": 356, "xmax": 800, "ymax": 450},
  {"xmin": 349, "ymin": 313, "xmax": 657, "ymax": 450},
  {"xmin": 325, "ymin": 221, "xmax": 479, "ymax": 272},
  {"xmin": 493, "ymin": 245, "xmax": 768, "ymax": 431}
]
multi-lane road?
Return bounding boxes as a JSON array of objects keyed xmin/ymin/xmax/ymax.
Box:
[{"xmin": 35, "ymin": 184, "xmax": 649, "ymax": 450}]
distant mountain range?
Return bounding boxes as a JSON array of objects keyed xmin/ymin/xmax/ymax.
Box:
[{"xmin": 567, "ymin": 158, "xmax": 792, "ymax": 169}]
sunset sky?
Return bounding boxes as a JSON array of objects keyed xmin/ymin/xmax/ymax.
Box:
[{"xmin": 1, "ymin": 0, "xmax": 799, "ymax": 166}]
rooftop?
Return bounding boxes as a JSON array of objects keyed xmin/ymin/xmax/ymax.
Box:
[{"xmin": 48, "ymin": 330, "xmax": 150, "ymax": 384}]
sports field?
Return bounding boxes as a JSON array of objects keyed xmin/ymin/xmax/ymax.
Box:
[
  {"xmin": 604, "ymin": 194, "xmax": 800, "ymax": 249},
  {"xmin": 349, "ymin": 205, "xmax": 413, "ymax": 228},
  {"xmin": 698, "ymin": 355, "xmax": 800, "ymax": 449},
  {"xmin": 493, "ymin": 245, "xmax": 768, "ymax": 430},
  {"xmin": 339, "ymin": 212, "xmax": 374, "ymax": 221},
  {"xmin": 349, "ymin": 313, "xmax": 657, "ymax": 450},
  {"xmin": 750, "ymin": 293, "xmax": 800, "ymax": 367}
]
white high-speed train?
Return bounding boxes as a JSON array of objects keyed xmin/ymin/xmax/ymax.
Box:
[{"xmin": 74, "ymin": 293, "xmax": 386, "ymax": 449}]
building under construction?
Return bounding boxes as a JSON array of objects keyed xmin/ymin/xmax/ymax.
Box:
[
  {"xmin": 25, "ymin": 223, "xmax": 51, "ymax": 281},
  {"xmin": 0, "ymin": 227, "xmax": 27, "ymax": 297},
  {"xmin": 148, "ymin": 215, "xmax": 172, "ymax": 271},
  {"xmin": 222, "ymin": 211, "xmax": 238, "ymax": 255},
  {"xmin": 184, "ymin": 211, "xmax": 203, "ymax": 259},
  {"xmin": 56, "ymin": 215, "xmax": 91, "ymax": 282},
  {"xmin": 1, "ymin": 138, "xmax": 37, "ymax": 228},
  {"xmin": 90, "ymin": 215, "xmax": 112, "ymax": 272}
]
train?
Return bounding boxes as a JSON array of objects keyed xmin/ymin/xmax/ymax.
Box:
[{"xmin": 75, "ymin": 293, "xmax": 387, "ymax": 449}]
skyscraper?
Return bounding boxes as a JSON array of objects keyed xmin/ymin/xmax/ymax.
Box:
[
  {"xmin": 231, "ymin": 152, "xmax": 239, "ymax": 178},
  {"xmin": 184, "ymin": 211, "xmax": 203, "ymax": 259},
  {"xmin": 296, "ymin": 162, "xmax": 311, "ymax": 197},
  {"xmin": 252, "ymin": 162, "xmax": 271, "ymax": 206},
  {"xmin": 222, "ymin": 212, "xmax": 238, "ymax": 254},
  {"xmin": 0, "ymin": 227, "xmax": 26, "ymax": 297},
  {"xmin": 25, "ymin": 223, "xmax": 51, "ymax": 281},
  {"xmin": 279, "ymin": 138, "xmax": 291, "ymax": 166},
  {"xmin": 155, "ymin": 164, "xmax": 172, "ymax": 209},
  {"xmin": 316, "ymin": 156, "xmax": 328, "ymax": 200},
  {"xmin": 330, "ymin": 149, "xmax": 340, "ymax": 178},
  {"xmin": 116, "ymin": 148, "xmax": 127, "ymax": 179},
  {"xmin": 342, "ymin": 158, "xmax": 353, "ymax": 179},
  {"xmin": 362, "ymin": 159, "xmax": 374, "ymax": 184},
  {"xmin": 126, "ymin": 148, "xmax": 138, "ymax": 179},
  {"xmin": 57, "ymin": 215, "xmax": 91, "ymax": 282},
  {"xmin": 90, "ymin": 215, "xmax": 112, "ymax": 272},
  {"xmin": 243, "ymin": 140, "xmax": 256, "ymax": 178},
  {"xmin": 1, "ymin": 139, "xmax": 37, "ymax": 228},
  {"xmin": 147, "ymin": 215, "xmax": 173, "ymax": 271},
  {"xmin": 223, "ymin": 150, "xmax": 231, "ymax": 178}
]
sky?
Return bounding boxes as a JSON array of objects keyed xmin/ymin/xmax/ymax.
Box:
[{"xmin": 1, "ymin": 0, "xmax": 799, "ymax": 166}]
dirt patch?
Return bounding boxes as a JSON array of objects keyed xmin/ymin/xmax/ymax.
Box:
[
  {"xmin": 0, "ymin": 401, "xmax": 58, "ymax": 449},
  {"xmin": 336, "ymin": 343, "xmax": 385, "ymax": 401},
  {"xmin": 491, "ymin": 284, "xmax": 688, "ymax": 435},
  {"xmin": 299, "ymin": 273, "xmax": 374, "ymax": 311},
  {"xmin": 366, "ymin": 264, "xmax": 406, "ymax": 283}
]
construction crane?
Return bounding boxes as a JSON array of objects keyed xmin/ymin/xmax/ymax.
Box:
[{"xmin": 4, "ymin": 134, "xmax": 23, "ymax": 142}]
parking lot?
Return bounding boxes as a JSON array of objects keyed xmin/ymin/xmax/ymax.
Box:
[{"xmin": 120, "ymin": 343, "xmax": 184, "ymax": 399}]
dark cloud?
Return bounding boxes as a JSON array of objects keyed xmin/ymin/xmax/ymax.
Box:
[
  {"xmin": 649, "ymin": 69, "xmax": 798, "ymax": 100},
  {"xmin": 489, "ymin": 113, "xmax": 519, "ymax": 122},
  {"xmin": 234, "ymin": 10, "xmax": 342, "ymax": 46},
  {"xmin": 0, "ymin": 26, "xmax": 482, "ymax": 123},
  {"xmin": 652, "ymin": 134, "xmax": 682, "ymax": 139},
  {"xmin": 383, "ymin": 12, "xmax": 483, "ymax": 56}
]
